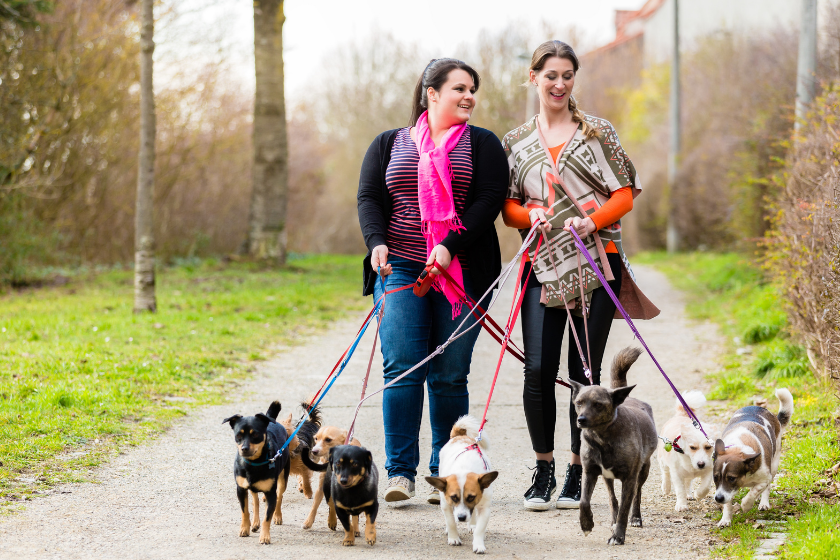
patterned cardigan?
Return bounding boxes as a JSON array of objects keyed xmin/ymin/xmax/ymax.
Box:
[{"xmin": 503, "ymin": 114, "xmax": 658, "ymax": 319}]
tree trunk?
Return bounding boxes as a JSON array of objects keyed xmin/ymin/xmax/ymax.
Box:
[
  {"xmin": 247, "ymin": 0, "xmax": 288, "ymax": 263},
  {"xmin": 134, "ymin": 0, "xmax": 156, "ymax": 313}
]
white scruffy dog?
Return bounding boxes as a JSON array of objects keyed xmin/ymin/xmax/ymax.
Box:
[
  {"xmin": 426, "ymin": 416, "xmax": 498, "ymax": 554},
  {"xmin": 657, "ymin": 391, "xmax": 717, "ymax": 511}
]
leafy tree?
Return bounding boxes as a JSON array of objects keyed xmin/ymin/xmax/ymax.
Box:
[{"xmin": 0, "ymin": 0, "xmax": 52, "ymax": 25}]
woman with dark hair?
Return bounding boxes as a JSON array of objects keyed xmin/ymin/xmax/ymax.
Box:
[
  {"xmin": 501, "ymin": 41, "xmax": 659, "ymax": 511},
  {"xmin": 357, "ymin": 59, "xmax": 508, "ymax": 503}
]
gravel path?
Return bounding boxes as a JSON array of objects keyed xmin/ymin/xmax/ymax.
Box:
[{"xmin": 0, "ymin": 265, "xmax": 725, "ymax": 559}]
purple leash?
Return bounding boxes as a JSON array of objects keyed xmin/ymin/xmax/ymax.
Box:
[{"xmin": 566, "ymin": 228, "xmax": 710, "ymax": 440}]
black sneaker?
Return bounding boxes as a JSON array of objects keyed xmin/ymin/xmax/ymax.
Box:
[
  {"xmin": 523, "ymin": 459, "xmax": 556, "ymax": 511},
  {"xmin": 556, "ymin": 463, "xmax": 582, "ymax": 509}
]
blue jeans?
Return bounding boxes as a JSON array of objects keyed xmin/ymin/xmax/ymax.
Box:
[{"xmin": 374, "ymin": 255, "xmax": 485, "ymax": 481}]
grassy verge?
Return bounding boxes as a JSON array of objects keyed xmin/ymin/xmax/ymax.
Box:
[
  {"xmin": 0, "ymin": 255, "xmax": 366, "ymax": 511},
  {"xmin": 635, "ymin": 252, "xmax": 840, "ymax": 559}
]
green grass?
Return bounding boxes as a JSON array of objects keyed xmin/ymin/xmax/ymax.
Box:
[
  {"xmin": 0, "ymin": 255, "xmax": 366, "ymax": 510},
  {"xmin": 636, "ymin": 251, "xmax": 840, "ymax": 558}
]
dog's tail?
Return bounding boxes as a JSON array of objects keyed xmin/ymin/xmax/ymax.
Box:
[
  {"xmin": 675, "ymin": 390, "xmax": 706, "ymax": 416},
  {"xmin": 301, "ymin": 401, "xmax": 322, "ymax": 427},
  {"xmin": 298, "ymin": 445, "xmax": 328, "ymax": 472},
  {"xmin": 610, "ymin": 347, "xmax": 644, "ymax": 389},
  {"xmin": 266, "ymin": 401, "xmax": 282, "ymax": 420},
  {"xmin": 450, "ymin": 415, "xmax": 488, "ymax": 450},
  {"xmin": 775, "ymin": 388, "xmax": 794, "ymax": 431}
]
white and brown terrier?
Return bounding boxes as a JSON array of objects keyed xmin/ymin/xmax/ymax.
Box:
[
  {"xmin": 426, "ymin": 416, "xmax": 498, "ymax": 554},
  {"xmin": 713, "ymin": 388, "xmax": 794, "ymax": 527},
  {"xmin": 657, "ymin": 391, "xmax": 718, "ymax": 511}
]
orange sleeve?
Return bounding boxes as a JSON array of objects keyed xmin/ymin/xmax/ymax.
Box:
[
  {"xmin": 589, "ymin": 187, "xmax": 633, "ymax": 231},
  {"xmin": 502, "ymin": 199, "xmax": 532, "ymax": 229}
]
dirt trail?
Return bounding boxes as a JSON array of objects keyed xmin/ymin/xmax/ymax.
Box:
[{"xmin": 0, "ymin": 265, "xmax": 725, "ymax": 559}]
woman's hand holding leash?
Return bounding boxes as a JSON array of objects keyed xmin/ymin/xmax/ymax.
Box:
[
  {"xmin": 529, "ymin": 208, "xmax": 552, "ymax": 233},
  {"xmin": 371, "ymin": 245, "xmax": 392, "ymax": 276},
  {"xmin": 426, "ymin": 244, "xmax": 451, "ymax": 275},
  {"xmin": 563, "ymin": 216, "xmax": 596, "ymax": 238}
]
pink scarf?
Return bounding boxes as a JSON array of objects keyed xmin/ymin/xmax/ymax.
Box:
[{"xmin": 415, "ymin": 111, "xmax": 467, "ymax": 318}]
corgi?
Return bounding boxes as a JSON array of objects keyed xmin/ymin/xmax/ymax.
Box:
[
  {"xmin": 426, "ymin": 416, "xmax": 498, "ymax": 554},
  {"xmin": 657, "ymin": 391, "xmax": 717, "ymax": 511},
  {"xmin": 713, "ymin": 388, "xmax": 794, "ymax": 527}
]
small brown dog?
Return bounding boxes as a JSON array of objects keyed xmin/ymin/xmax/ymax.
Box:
[
  {"xmin": 301, "ymin": 425, "xmax": 361, "ymax": 531},
  {"xmin": 278, "ymin": 405, "xmax": 322, "ymax": 499}
]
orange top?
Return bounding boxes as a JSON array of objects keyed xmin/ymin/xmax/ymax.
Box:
[
  {"xmin": 548, "ymin": 142, "xmax": 566, "ymax": 164},
  {"xmin": 502, "ymin": 183, "xmax": 634, "ymax": 254}
]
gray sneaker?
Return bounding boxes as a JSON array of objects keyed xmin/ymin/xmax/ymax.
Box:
[
  {"xmin": 385, "ymin": 476, "xmax": 415, "ymax": 502},
  {"xmin": 427, "ymin": 487, "xmax": 441, "ymax": 505}
]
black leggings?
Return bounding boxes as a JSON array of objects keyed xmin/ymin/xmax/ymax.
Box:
[{"xmin": 520, "ymin": 253, "xmax": 623, "ymax": 455}]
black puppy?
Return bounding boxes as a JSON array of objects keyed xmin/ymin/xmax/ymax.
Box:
[
  {"xmin": 223, "ymin": 401, "xmax": 290, "ymax": 545},
  {"xmin": 301, "ymin": 444, "xmax": 379, "ymax": 546}
]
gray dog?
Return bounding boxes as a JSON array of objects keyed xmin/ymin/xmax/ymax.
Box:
[{"xmin": 568, "ymin": 347, "xmax": 657, "ymax": 545}]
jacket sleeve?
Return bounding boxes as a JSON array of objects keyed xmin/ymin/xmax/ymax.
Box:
[
  {"xmin": 357, "ymin": 133, "xmax": 388, "ymax": 251},
  {"xmin": 440, "ymin": 129, "xmax": 508, "ymax": 256}
]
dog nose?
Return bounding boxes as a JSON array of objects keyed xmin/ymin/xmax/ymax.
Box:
[
  {"xmin": 577, "ymin": 416, "xmax": 587, "ymax": 426},
  {"xmin": 714, "ymin": 494, "xmax": 724, "ymax": 503},
  {"xmin": 697, "ymin": 461, "xmax": 706, "ymax": 469},
  {"xmin": 457, "ymin": 514, "xmax": 467, "ymax": 522}
]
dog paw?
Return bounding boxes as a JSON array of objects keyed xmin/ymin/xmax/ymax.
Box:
[
  {"xmin": 273, "ymin": 517, "xmax": 282, "ymax": 526},
  {"xmin": 448, "ymin": 537, "xmax": 462, "ymax": 546},
  {"xmin": 687, "ymin": 495, "xmax": 696, "ymax": 501},
  {"xmin": 259, "ymin": 534, "xmax": 271, "ymax": 545},
  {"xmin": 355, "ymin": 530, "xmax": 361, "ymax": 537},
  {"xmin": 302, "ymin": 520, "xmax": 313, "ymax": 530},
  {"xmin": 631, "ymin": 516, "xmax": 643, "ymax": 528},
  {"xmin": 251, "ymin": 524, "xmax": 260, "ymax": 533},
  {"xmin": 580, "ymin": 514, "xmax": 595, "ymax": 535},
  {"xmin": 473, "ymin": 542, "xmax": 486, "ymax": 554},
  {"xmin": 469, "ymin": 525, "xmax": 476, "ymax": 534},
  {"xmin": 582, "ymin": 530, "xmax": 591, "ymax": 537},
  {"xmin": 328, "ymin": 522, "xmax": 337, "ymax": 531},
  {"xmin": 675, "ymin": 503, "xmax": 689, "ymax": 512},
  {"xmin": 607, "ymin": 534, "xmax": 625, "ymax": 545},
  {"xmin": 303, "ymin": 491, "xmax": 313, "ymax": 499},
  {"xmin": 758, "ymin": 503, "xmax": 771, "ymax": 511},
  {"xmin": 239, "ymin": 527, "xmax": 250, "ymax": 538},
  {"xmin": 342, "ymin": 538, "xmax": 355, "ymax": 546},
  {"xmin": 717, "ymin": 519, "xmax": 731, "ymax": 528},
  {"xmin": 366, "ymin": 536, "xmax": 376, "ymax": 546}
]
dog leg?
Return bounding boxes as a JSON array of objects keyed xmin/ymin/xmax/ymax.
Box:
[
  {"xmin": 659, "ymin": 459, "xmax": 671, "ymax": 495},
  {"xmin": 718, "ymin": 502, "xmax": 734, "ymax": 527},
  {"xmin": 327, "ymin": 498, "xmax": 337, "ymax": 531},
  {"xmin": 237, "ymin": 486, "xmax": 251, "ymax": 538},
  {"xmin": 672, "ymin": 472, "xmax": 689, "ymax": 512},
  {"xmin": 758, "ymin": 485, "xmax": 772, "ymax": 511},
  {"xmin": 740, "ymin": 483, "xmax": 766, "ymax": 514},
  {"xmin": 694, "ymin": 472, "xmax": 712, "ymax": 501},
  {"xmin": 631, "ymin": 462, "xmax": 649, "ymax": 528},
  {"xmin": 261, "ymin": 489, "xmax": 276, "ymax": 545},
  {"xmin": 442, "ymin": 503, "xmax": 462, "ymax": 546},
  {"xmin": 364, "ymin": 511, "xmax": 377, "ymax": 546},
  {"xmin": 608, "ymin": 473, "xmax": 638, "ymax": 545},
  {"xmin": 337, "ymin": 508, "xmax": 354, "ymax": 546},
  {"xmin": 579, "ymin": 468, "xmax": 599, "ymax": 536},
  {"xmin": 302, "ymin": 473, "xmax": 325, "ymax": 529},
  {"xmin": 604, "ymin": 478, "xmax": 619, "ymax": 528},
  {"xmin": 300, "ymin": 471, "xmax": 313, "ymax": 499},
  {"xmin": 250, "ymin": 491, "xmax": 261, "ymax": 533},
  {"xmin": 472, "ymin": 505, "xmax": 490, "ymax": 554},
  {"xmin": 273, "ymin": 470, "xmax": 288, "ymax": 526},
  {"xmin": 352, "ymin": 515, "xmax": 361, "ymax": 537}
]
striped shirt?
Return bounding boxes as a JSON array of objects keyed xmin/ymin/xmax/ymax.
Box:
[{"xmin": 385, "ymin": 126, "xmax": 472, "ymax": 265}]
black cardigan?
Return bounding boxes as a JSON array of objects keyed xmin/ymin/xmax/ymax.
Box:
[{"xmin": 357, "ymin": 125, "xmax": 508, "ymax": 298}]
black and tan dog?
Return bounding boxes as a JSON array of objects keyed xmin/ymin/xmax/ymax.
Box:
[
  {"xmin": 222, "ymin": 401, "xmax": 293, "ymax": 544},
  {"xmin": 568, "ymin": 347, "xmax": 657, "ymax": 546},
  {"xmin": 301, "ymin": 444, "xmax": 379, "ymax": 546}
]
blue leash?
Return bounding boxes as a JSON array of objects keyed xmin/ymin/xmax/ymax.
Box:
[{"xmin": 267, "ymin": 270, "xmax": 386, "ymax": 465}]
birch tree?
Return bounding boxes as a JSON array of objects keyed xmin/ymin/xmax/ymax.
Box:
[
  {"xmin": 247, "ymin": 0, "xmax": 288, "ymax": 263},
  {"xmin": 134, "ymin": 0, "xmax": 156, "ymax": 312}
]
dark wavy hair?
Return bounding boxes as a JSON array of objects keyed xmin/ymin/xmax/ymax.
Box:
[{"xmin": 409, "ymin": 58, "xmax": 481, "ymax": 126}]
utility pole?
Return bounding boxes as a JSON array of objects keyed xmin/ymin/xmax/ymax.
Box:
[
  {"xmin": 666, "ymin": 0, "xmax": 681, "ymax": 253},
  {"xmin": 795, "ymin": 0, "xmax": 818, "ymax": 132}
]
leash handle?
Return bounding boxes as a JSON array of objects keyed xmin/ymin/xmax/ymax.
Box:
[{"xmin": 567, "ymin": 228, "xmax": 710, "ymax": 439}]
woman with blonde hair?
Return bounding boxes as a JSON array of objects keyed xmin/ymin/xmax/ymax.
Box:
[{"xmin": 501, "ymin": 40, "xmax": 658, "ymax": 511}]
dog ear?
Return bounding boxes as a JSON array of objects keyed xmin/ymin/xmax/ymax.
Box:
[
  {"xmin": 425, "ymin": 476, "xmax": 447, "ymax": 492},
  {"xmin": 222, "ymin": 414, "xmax": 242, "ymax": 429},
  {"xmin": 255, "ymin": 413, "xmax": 275, "ymax": 425},
  {"xmin": 715, "ymin": 439, "xmax": 726, "ymax": 458},
  {"xmin": 610, "ymin": 384, "xmax": 636, "ymax": 407},
  {"xmin": 567, "ymin": 379, "xmax": 584, "ymax": 397},
  {"xmin": 743, "ymin": 452, "xmax": 762, "ymax": 472},
  {"xmin": 478, "ymin": 471, "xmax": 499, "ymax": 490},
  {"xmin": 364, "ymin": 450, "xmax": 372, "ymax": 470}
]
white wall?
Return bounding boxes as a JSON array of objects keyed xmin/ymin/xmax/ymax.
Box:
[{"xmin": 642, "ymin": 0, "xmax": 802, "ymax": 65}]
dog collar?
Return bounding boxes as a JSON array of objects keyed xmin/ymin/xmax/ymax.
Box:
[
  {"xmin": 455, "ymin": 442, "xmax": 490, "ymax": 470},
  {"xmin": 243, "ymin": 456, "xmax": 275, "ymax": 468},
  {"xmin": 659, "ymin": 435, "xmax": 685, "ymax": 455}
]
